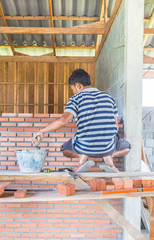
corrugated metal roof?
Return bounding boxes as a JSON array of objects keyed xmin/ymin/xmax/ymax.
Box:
[{"xmin": 0, "ymin": 0, "xmax": 153, "ymax": 57}]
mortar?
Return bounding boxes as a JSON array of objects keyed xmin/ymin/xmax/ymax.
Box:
[{"xmin": 16, "ymin": 148, "xmax": 48, "ymax": 173}]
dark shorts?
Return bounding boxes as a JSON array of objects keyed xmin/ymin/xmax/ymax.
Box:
[{"xmin": 60, "ymin": 135, "xmax": 131, "ymax": 158}]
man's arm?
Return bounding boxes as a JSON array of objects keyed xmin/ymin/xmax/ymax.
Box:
[
  {"xmin": 32, "ymin": 112, "xmax": 74, "ymax": 146},
  {"xmin": 115, "ymin": 117, "xmax": 119, "ymax": 132}
]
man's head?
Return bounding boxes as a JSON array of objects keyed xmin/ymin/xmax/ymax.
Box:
[{"xmin": 69, "ymin": 69, "xmax": 91, "ymax": 95}]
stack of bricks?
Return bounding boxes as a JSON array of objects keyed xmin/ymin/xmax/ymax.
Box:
[{"xmin": 89, "ymin": 177, "xmax": 154, "ymax": 193}]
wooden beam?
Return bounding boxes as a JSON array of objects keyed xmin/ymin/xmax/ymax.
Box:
[
  {"xmin": 95, "ymin": 0, "xmax": 124, "ymax": 61},
  {"xmin": 0, "ymin": 26, "xmax": 104, "ymax": 35},
  {"xmin": 0, "ymin": 56, "xmax": 95, "ymax": 63},
  {"xmin": 94, "ymin": 200, "xmax": 148, "ymax": 240},
  {"xmin": 0, "ymin": 16, "xmax": 100, "ymax": 21},
  {"xmin": 143, "ymin": 55, "xmax": 154, "ymax": 64},
  {"xmin": 0, "ymin": 15, "xmax": 149, "ymax": 22},
  {"xmin": 149, "ymin": 197, "xmax": 154, "ymax": 240},
  {"xmin": 0, "ymin": 45, "xmax": 96, "ymax": 49},
  {"xmin": 0, "ymin": 2, "xmax": 15, "ymax": 55},
  {"xmin": 95, "ymin": 0, "xmax": 104, "ymax": 53},
  {"xmin": 48, "ymin": 0, "xmax": 56, "ymax": 56},
  {"xmin": 144, "ymin": 28, "xmax": 154, "ymax": 35},
  {"xmin": 0, "ymin": 189, "xmax": 154, "ymax": 203},
  {"xmin": 144, "ymin": 47, "xmax": 154, "ymax": 51},
  {"xmin": 143, "ymin": 11, "xmax": 154, "ymax": 46},
  {"xmin": 0, "ymin": 170, "xmax": 154, "ymax": 182}
]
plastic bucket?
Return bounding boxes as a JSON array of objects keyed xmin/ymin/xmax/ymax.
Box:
[{"xmin": 15, "ymin": 148, "xmax": 48, "ymax": 173}]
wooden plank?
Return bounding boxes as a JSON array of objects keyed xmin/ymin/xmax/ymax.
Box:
[
  {"xmin": 0, "ymin": 2, "xmax": 15, "ymax": 55},
  {"xmin": 0, "ymin": 189, "xmax": 154, "ymax": 203},
  {"xmin": 95, "ymin": 0, "xmax": 124, "ymax": 61},
  {"xmin": 143, "ymin": 55, "xmax": 154, "ymax": 64},
  {"xmin": 0, "ymin": 16, "xmax": 100, "ymax": 21},
  {"xmin": 144, "ymin": 47, "xmax": 154, "ymax": 51},
  {"xmin": 0, "ymin": 26, "xmax": 104, "ymax": 35},
  {"xmin": 149, "ymin": 197, "xmax": 154, "ymax": 240},
  {"xmin": 4, "ymin": 62, "xmax": 8, "ymax": 112},
  {"xmin": 34, "ymin": 63, "xmax": 39, "ymax": 114},
  {"xmin": 44, "ymin": 63, "xmax": 49, "ymax": 114},
  {"xmin": 0, "ymin": 56, "xmax": 95, "ymax": 63},
  {"xmin": 13, "ymin": 62, "xmax": 17, "ymax": 113},
  {"xmin": 54, "ymin": 63, "xmax": 58, "ymax": 113},
  {"xmin": 144, "ymin": 28, "xmax": 154, "ymax": 35},
  {"xmin": 95, "ymin": 0, "xmax": 105, "ymax": 53},
  {"xmin": 48, "ymin": 0, "xmax": 56, "ymax": 56},
  {"xmin": 0, "ymin": 16, "xmax": 149, "ymax": 22},
  {"xmin": 143, "ymin": 11, "xmax": 154, "ymax": 46},
  {"xmin": 24, "ymin": 63, "xmax": 29, "ymax": 113},
  {"xmin": 94, "ymin": 199, "xmax": 148, "ymax": 240},
  {"xmin": 0, "ymin": 171, "xmax": 154, "ymax": 182}
]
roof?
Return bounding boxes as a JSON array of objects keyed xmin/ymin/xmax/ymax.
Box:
[{"xmin": 0, "ymin": 0, "xmax": 153, "ymax": 57}]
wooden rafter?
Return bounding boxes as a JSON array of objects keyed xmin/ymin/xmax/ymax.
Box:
[
  {"xmin": 95, "ymin": 200, "xmax": 148, "ymax": 240},
  {"xmin": 143, "ymin": 55, "xmax": 154, "ymax": 64},
  {"xmin": 0, "ymin": 2, "xmax": 15, "ymax": 55},
  {"xmin": 144, "ymin": 47, "xmax": 154, "ymax": 51},
  {"xmin": 95, "ymin": 0, "xmax": 124, "ymax": 61},
  {"xmin": 0, "ymin": 56, "xmax": 95, "ymax": 63},
  {"xmin": 144, "ymin": 28, "xmax": 154, "ymax": 35},
  {"xmin": 0, "ymin": 45, "xmax": 95, "ymax": 49},
  {"xmin": 48, "ymin": 0, "xmax": 56, "ymax": 56},
  {"xmin": 0, "ymin": 25, "xmax": 104, "ymax": 35},
  {"xmin": 143, "ymin": 11, "xmax": 154, "ymax": 46},
  {"xmin": 95, "ymin": 0, "xmax": 104, "ymax": 53},
  {"xmin": 0, "ymin": 16, "xmax": 150, "ymax": 22}
]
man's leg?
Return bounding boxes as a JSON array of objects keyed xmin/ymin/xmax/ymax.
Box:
[
  {"xmin": 62, "ymin": 150, "xmax": 88, "ymax": 171},
  {"xmin": 111, "ymin": 148, "xmax": 130, "ymax": 158},
  {"xmin": 103, "ymin": 155, "xmax": 119, "ymax": 172}
]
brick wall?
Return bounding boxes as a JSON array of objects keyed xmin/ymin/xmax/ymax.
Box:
[{"xmin": 0, "ymin": 113, "xmax": 123, "ymax": 240}]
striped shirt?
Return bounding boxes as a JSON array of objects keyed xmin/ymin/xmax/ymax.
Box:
[{"xmin": 64, "ymin": 88, "xmax": 118, "ymax": 156}]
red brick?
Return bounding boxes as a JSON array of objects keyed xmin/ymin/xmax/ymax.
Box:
[
  {"xmin": 0, "ymin": 185, "xmax": 4, "ymax": 196},
  {"xmin": 112, "ymin": 178, "xmax": 124, "ymax": 189},
  {"xmin": 2, "ymin": 113, "xmax": 17, "ymax": 117},
  {"xmin": 18, "ymin": 113, "xmax": 33, "ymax": 117},
  {"xmin": 1, "ymin": 132, "xmax": 16, "ymax": 136},
  {"xmin": 2, "ymin": 123, "xmax": 16, "ymax": 126},
  {"xmin": 0, "ymin": 137, "xmax": 8, "ymax": 141},
  {"xmin": 57, "ymin": 183, "xmax": 71, "ymax": 196},
  {"xmin": 25, "ymin": 118, "xmax": 40, "ymax": 122},
  {"xmin": 24, "ymin": 128, "xmax": 39, "ymax": 132},
  {"xmin": 141, "ymin": 177, "xmax": 152, "ymax": 187},
  {"xmin": 14, "ymin": 189, "xmax": 27, "ymax": 198},
  {"xmin": 90, "ymin": 180, "xmax": 97, "ymax": 191},
  {"xmin": 95, "ymin": 179, "xmax": 101, "ymax": 191},
  {"xmin": 0, "ymin": 128, "xmax": 7, "ymax": 131},
  {"xmin": 8, "ymin": 128, "xmax": 24, "ymax": 132},
  {"xmin": 1, "ymin": 142, "xmax": 15, "ymax": 146},
  {"xmin": 10, "ymin": 118, "xmax": 24, "ymax": 122},
  {"xmin": 106, "ymin": 182, "xmax": 115, "ymax": 190},
  {"xmin": 17, "ymin": 133, "xmax": 32, "ymax": 137},
  {"xmin": 123, "ymin": 177, "xmax": 133, "ymax": 189},
  {"xmin": 130, "ymin": 177, "xmax": 142, "ymax": 188},
  {"xmin": 65, "ymin": 182, "xmax": 75, "ymax": 195},
  {"xmin": 10, "ymin": 138, "xmax": 24, "ymax": 142},
  {"xmin": 100, "ymin": 179, "xmax": 106, "ymax": 190},
  {"xmin": 18, "ymin": 123, "xmax": 33, "ymax": 127},
  {"xmin": 34, "ymin": 114, "xmax": 49, "ymax": 118},
  {"xmin": 0, "ymin": 118, "xmax": 8, "ymax": 121}
]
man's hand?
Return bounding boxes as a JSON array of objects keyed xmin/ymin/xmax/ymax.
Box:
[{"xmin": 32, "ymin": 132, "xmax": 44, "ymax": 147}]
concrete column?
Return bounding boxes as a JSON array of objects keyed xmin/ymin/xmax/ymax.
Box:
[{"xmin": 123, "ymin": 0, "xmax": 144, "ymax": 239}]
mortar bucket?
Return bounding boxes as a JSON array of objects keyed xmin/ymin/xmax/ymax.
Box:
[{"xmin": 15, "ymin": 148, "xmax": 48, "ymax": 173}]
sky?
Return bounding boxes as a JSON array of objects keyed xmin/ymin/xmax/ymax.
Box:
[{"xmin": 142, "ymin": 79, "xmax": 154, "ymax": 106}]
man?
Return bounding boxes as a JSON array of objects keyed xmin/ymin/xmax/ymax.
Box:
[{"xmin": 33, "ymin": 69, "xmax": 130, "ymax": 172}]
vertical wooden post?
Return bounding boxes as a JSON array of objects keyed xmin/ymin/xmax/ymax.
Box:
[
  {"xmin": 14, "ymin": 62, "xmax": 17, "ymax": 113},
  {"xmin": 149, "ymin": 197, "xmax": 154, "ymax": 240},
  {"xmin": 44, "ymin": 63, "xmax": 49, "ymax": 113},
  {"xmin": 34, "ymin": 63, "xmax": 39, "ymax": 114},
  {"xmin": 4, "ymin": 62, "xmax": 7, "ymax": 113},
  {"xmin": 63, "ymin": 63, "xmax": 69, "ymax": 112},
  {"xmin": 54, "ymin": 63, "xmax": 58, "ymax": 113}
]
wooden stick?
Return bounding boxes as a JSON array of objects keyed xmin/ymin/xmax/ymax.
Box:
[{"xmin": 94, "ymin": 199, "xmax": 148, "ymax": 240}]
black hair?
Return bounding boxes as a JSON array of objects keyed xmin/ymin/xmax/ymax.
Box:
[{"xmin": 69, "ymin": 69, "xmax": 91, "ymax": 86}]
